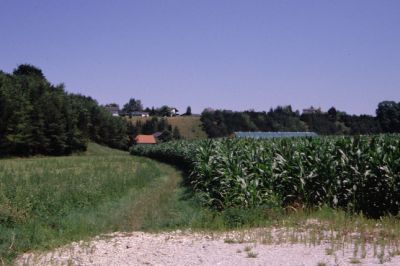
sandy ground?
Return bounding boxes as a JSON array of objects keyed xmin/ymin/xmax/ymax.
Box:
[{"xmin": 17, "ymin": 230, "xmax": 400, "ymax": 266}]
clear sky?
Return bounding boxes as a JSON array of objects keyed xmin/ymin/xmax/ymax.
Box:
[{"xmin": 1, "ymin": 0, "xmax": 399, "ymax": 114}]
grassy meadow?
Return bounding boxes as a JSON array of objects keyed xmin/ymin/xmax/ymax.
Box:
[{"xmin": 0, "ymin": 143, "xmax": 199, "ymax": 262}]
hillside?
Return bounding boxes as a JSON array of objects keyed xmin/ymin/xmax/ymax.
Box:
[{"xmin": 129, "ymin": 115, "xmax": 207, "ymax": 140}]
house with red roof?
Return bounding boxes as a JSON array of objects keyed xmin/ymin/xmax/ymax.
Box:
[{"xmin": 134, "ymin": 135, "xmax": 157, "ymax": 144}]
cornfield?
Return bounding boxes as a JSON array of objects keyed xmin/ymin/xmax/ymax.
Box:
[{"xmin": 131, "ymin": 135, "xmax": 400, "ymax": 217}]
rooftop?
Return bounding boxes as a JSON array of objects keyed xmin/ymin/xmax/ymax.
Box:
[{"xmin": 135, "ymin": 135, "xmax": 157, "ymax": 144}]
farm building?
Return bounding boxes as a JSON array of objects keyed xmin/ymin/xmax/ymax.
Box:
[
  {"xmin": 135, "ymin": 135, "xmax": 157, "ymax": 144},
  {"xmin": 170, "ymin": 107, "xmax": 179, "ymax": 116},
  {"xmin": 233, "ymin": 131, "xmax": 318, "ymax": 139}
]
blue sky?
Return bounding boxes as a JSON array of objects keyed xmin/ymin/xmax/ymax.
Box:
[{"xmin": 1, "ymin": 0, "xmax": 399, "ymax": 114}]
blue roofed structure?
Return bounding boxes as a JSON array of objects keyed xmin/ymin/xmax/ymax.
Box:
[{"xmin": 233, "ymin": 131, "xmax": 318, "ymax": 139}]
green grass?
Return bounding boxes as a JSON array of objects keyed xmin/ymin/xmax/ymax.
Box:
[
  {"xmin": 3, "ymin": 141, "xmax": 400, "ymax": 264},
  {"xmin": 0, "ymin": 143, "xmax": 200, "ymax": 263},
  {"xmin": 246, "ymin": 251, "xmax": 258, "ymax": 258}
]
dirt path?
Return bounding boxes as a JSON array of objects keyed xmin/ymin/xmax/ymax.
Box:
[{"xmin": 17, "ymin": 230, "xmax": 400, "ymax": 266}]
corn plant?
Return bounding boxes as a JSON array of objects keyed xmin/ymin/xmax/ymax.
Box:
[{"xmin": 131, "ymin": 134, "xmax": 400, "ymax": 217}]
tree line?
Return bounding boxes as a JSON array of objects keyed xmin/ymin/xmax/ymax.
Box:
[
  {"xmin": 0, "ymin": 64, "xmax": 184, "ymax": 156},
  {"xmin": 2, "ymin": 64, "xmax": 398, "ymax": 155},
  {"xmin": 106, "ymin": 98, "xmax": 192, "ymax": 117},
  {"xmin": 201, "ymin": 103, "xmax": 399, "ymax": 138},
  {"xmin": 106, "ymin": 98, "xmax": 178, "ymax": 117},
  {"xmin": 0, "ymin": 65, "xmax": 128, "ymax": 156}
]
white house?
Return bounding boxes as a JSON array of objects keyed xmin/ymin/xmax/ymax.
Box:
[{"xmin": 170, "ymin": 108, "xmax": 179, "ymax": 116}]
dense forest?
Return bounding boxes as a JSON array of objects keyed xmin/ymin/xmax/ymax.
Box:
[
  {"xmin": 0, "ymin": 65, "xmax": 128, "ymax": 156},
  {"xmin": 200, "ymin": 103, "xmax": 400, "ymax": 138}
]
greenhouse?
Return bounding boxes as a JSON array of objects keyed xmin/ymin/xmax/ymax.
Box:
[{"xmin": 233, "ymin": 131, "xmax": 318, "ymax": 139}]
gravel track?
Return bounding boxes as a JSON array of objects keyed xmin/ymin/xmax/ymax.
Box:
[{"xmin": 17, "ymin": 230, "xmax": 400, "ymax": 266}]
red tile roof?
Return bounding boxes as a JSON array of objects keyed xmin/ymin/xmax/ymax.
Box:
[{"xmin": 135, "ymin": 135, "xmax": 156, "ymax": 144}]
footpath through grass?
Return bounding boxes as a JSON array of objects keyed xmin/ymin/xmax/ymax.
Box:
[
  {"xmin": 0, "ymin": 143, "xmax": 199, "ymax": 263},
  {"xmin": 3, "ymin": 142, "xmax": 400, "ymax": 264}
]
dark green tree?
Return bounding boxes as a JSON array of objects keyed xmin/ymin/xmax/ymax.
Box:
[
  {"xmin": 122, "ymin": 98, "xmax": 143, "ymax": 114},
  {"xmin": 158, "ymin": 130, "xmax": 173, "ymax": 142},
  {"xmin": 377, "ymin": 101, "xmax": 400, "ymax": 133},
  {"xmin": 13, "ymin": 64, "xmax": 46, "ymax": 79},
  {"xmin": 327, "ymin": 107, "xmax": 338, "ymax": 122},
  {"xmin": 158, "ymin": 105, "xmax": 172, "ymax": 117},
  {"xmin": 185, "ymin": 106, "xmax": 192, "ymax": 115}
]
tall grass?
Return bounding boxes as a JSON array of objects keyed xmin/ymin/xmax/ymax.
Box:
[{"xmin": 0, "ymin": 143, "xmax": 197, "ymax": 262}]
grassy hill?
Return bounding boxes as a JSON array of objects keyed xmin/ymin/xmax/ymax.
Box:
[{"xmin": 129, "ymin": 115, "xmax": 207, "ymax": 140}]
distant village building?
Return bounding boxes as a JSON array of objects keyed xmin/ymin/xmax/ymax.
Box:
[
  {"xmin": 130, "ymin": 111, "xmax": 150, "ymax": 117},
  {"xmin": 104, "ymin": 104, "xmax": 120, "ymax": 117},
  {"xmin": 170, "ymin": 108, "xmax": 179, "ymax": 116},
  {"xmin": 135, "ymin": 135, "xmax": 156, "ymax": 144},
  {"xmin": 233, "ymin": 131, "xmax": 318, "ymax": 139},
  {"xmin": 302, "ymin": 106, "xmax": 322, "ymax": 114}
]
